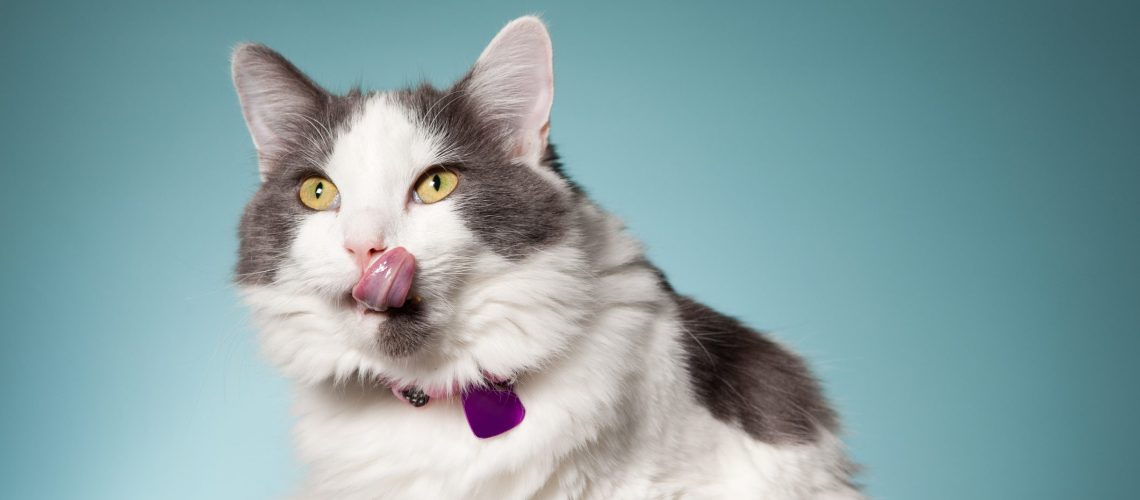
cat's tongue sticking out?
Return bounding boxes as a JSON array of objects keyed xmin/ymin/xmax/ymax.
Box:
[{"xmin": 352, "ymin": 247, "xmax": 416, "ymax": 312}]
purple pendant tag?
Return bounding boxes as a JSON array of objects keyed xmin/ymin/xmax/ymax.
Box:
[{"xmin": 462, "ymin": 384, "xmax": 526, "ymax": 439}]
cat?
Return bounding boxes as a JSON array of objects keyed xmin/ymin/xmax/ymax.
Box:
[{"xmin": 231, "ymin": 16, "xmax": 862, "ymax": 500}]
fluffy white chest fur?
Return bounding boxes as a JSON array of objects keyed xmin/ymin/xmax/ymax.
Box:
[
  {"xmin": 232, "ymin": 16, "xmax": 861, "ymax": 499},
  {"xmin": 244, "ymin": 205, "xmax": 860, "ymax": 499}
]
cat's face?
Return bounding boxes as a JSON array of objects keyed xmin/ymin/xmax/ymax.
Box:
[{"xmin": 233, "ymin": 18, "xmax": 588, "ymax": 391}]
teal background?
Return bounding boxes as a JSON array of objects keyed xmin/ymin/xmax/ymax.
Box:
[{"xmin": 1, "ymin": 0, "xmax": 1137, "ymax": 498}]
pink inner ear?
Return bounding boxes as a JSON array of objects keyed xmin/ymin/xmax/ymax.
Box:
[
  {"xmin": 524, "ymin": 85, "xmax": 553, "ymax": 138},
  {"xmin": 505, "ymin": 73, "xmax": 552, "ymax": 161},
  {"xmin": 471, "ymin": 17, "xmax": 554, "ymax": 161},
  {"xmin": 514, "ymin": 120, "xmax": 550, "ymax": 158}
]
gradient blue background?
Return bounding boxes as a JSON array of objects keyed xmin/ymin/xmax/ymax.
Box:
[{"xmin": 2, "ymin": 1, "xmax": 1138, "ymax": 498}]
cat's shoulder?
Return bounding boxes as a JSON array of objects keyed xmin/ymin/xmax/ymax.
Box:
[{"xmin": 671, "ymin": 293, "xmax": 837, "ymax": 444}]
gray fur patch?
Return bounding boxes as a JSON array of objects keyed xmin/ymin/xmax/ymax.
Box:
[
  {"xmin": 232, "ymin": 45, "xmax": 368, "ymax": 285},
  {"xmin": 392, "ymin": 80, "xmax": 574, "ymax": 260},
  {"xmin": 674, "ymin": 294, "xmax": 837, "ymax": 444}
]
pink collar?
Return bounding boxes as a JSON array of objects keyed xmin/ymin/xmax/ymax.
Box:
[{"xmin": 392, "ymin": 380, "xmax": 526, "ymax": 439}]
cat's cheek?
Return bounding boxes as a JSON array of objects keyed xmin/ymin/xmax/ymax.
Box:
[{"xmin": 288, "ymin": 212, "xmax": 361, "ymax": 292}]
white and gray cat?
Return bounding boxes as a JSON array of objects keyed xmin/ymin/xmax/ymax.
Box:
[{"xmin": 232, "ymin": 16, "xmax": 862, "ymax": 499}]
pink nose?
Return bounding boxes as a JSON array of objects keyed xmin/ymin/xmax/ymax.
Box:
[{"xmin": 345, "ymin": 239, "xmax": 385, "ymax": 271}]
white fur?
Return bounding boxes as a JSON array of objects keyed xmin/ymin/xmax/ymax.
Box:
[{"xmin": 238, "ymin": 17, "xmax": 861, "ymax": 500}]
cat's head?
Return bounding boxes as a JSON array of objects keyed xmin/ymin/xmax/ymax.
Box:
[{"xmin": 232, "ymin": 17, "xmax": 591, "ymax": 391}]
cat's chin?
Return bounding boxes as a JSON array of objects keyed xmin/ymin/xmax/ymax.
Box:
[
  {"xmin": 344, "ymin": 291, "xmax": 421, "ymax": 319},
  {"xmin": 335, "ymin": 289, "xmax": 438, "ymax": 358},
  {"xmin": 351, "ymin": 297, "xmax": 424, "ymax": 318},
  {"xmin": 353, "ymin": 300, "xmax": 390, "ymax": 318}
]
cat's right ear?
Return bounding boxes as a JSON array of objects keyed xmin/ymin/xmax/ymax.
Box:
[{"xmin": 231, "ymin": 43, "xmax": 327, "ymax": 180}]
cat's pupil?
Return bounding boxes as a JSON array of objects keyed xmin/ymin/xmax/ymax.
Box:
[
  {"xmin": 315, "ymin": 182, "xmax": 324, "ymax": 198},
  {"xmin": 432, "ymin": 175, "xmax": 441, "ymax": 191}
]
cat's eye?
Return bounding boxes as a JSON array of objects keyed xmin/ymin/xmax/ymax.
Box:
[
  {"xmin": 413, "ymin": 168, "xmax": 459, "ymax": 204},
  {"xmin": 299, "ymin": 176, "xmax": 339, "ymax": 211}
]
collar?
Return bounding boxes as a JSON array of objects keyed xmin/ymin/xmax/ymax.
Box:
[{"xmin": 391, "ymin": 379, "xmax": 526, "ymax": 439}]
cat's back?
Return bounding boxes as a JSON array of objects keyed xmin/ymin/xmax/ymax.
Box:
[
  {"xmin": 646, "ymin": 293, "xmax": 863, "ymax": 498},
  {"xmin": 671, "ymin": 294, "xmax": 837, "ymax": 443}
]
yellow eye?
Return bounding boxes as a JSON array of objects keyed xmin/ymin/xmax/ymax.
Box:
[
  {"xmin": 414, "ymin": 168, "xmax": 459, "ymax": 204},
  {"xmin": 299, "ymin": 177, "xmax": 339, "ymax": 210}
]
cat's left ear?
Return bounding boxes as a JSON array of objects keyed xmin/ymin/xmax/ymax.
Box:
[
  {"xmin": 231, "ymin": 43, "xmax": 329, "ymax": 180},
  {"xmin": 465, "ymin": 16, "xmax": 554, "ymax": 164}
]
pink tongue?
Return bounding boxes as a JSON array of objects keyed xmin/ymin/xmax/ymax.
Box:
[{"xmin": 352, "ymin": 247, "xmax": 416, "ymax": 312}]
